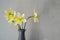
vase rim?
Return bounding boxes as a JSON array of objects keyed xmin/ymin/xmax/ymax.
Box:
[{"xmin": 18, "ymin": 29, "xmax": 25, "ymax": 31}]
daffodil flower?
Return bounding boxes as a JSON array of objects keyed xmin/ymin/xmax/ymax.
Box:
[
  {"xmin": 8, "ymin": 14, "xmax": 15, "ymax": 23},
  {"xmin": 15, "ymin": 13, "xmax": 25, "ymax": 24},
  {"xmin": 8, "ymin": 11, "xmax": 16, "ymax": 24},
  {"xmin": 5, "ymin": 8, "xmax": 16, "ymax": 23},
  {"xmin": 5, "ymin": 8, "xmax": 13, "ymax": 20},
  {"xmin": 34, "ymin": 10, "xmax": 39, "ymax": 22}
]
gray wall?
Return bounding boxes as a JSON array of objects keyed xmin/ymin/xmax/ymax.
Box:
[{"xmin": 0, "ymin": 0, "xmax": 60, "ymax": 40}]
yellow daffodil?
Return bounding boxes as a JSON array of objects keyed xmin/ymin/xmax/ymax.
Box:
[
  {"xmin": 5, "ymin": 8, "xmax": 13, "ymax": 20},
  {"xmin": 8, "ymin": 11, "xmax": 16, "ymax": 23},
  {"xmin": 15, "ymin": 13, "xmax": 25, "ymax": 24},
  {"xmin": 34, "ymin": 10, "xmax": 39, "ymax": 22},
  {"xmin": 5, "ymin": 8, "xmax": 16, "ymax": 23}
]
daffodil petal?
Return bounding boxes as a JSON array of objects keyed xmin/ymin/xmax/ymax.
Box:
[
  {"xmin": 14, "ymin": 11, "xmax": 16, "ymax": 17},
  {"xmin": 34, "ymin": 9, "xmax": 39, "ymax": 22},
  {"xmin": 17, "ymin": 12, "xmax": 20, "ymax": 17},
  {"xmin": 8, "ymin": 20, "xmax": 12, "ymax": 24},
  {"xmin": 23, "ymin": 19, "xmax": 27, "ymax": 23},
  {"xmin": 22, "ymin": 14, "xmax": 25, "ymax": 17}
]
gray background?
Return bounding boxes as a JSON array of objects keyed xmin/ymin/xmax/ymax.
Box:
[{"xmin": 0, "ymin": 0, "xmax": 60, "ymax": 40}]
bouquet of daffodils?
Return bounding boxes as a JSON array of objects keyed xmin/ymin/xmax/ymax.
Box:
[{"xmin": 5, "ymin": 8, "xmax": 39, "ymax": 30}]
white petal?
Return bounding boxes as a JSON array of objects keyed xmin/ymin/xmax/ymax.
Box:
[
  {"xmin": 34, "ymin": 13, "xmax": 37, "ymax": 16},
  {"xmin": 17, "ymin": 12, "xmax": 20, "ymax": 16},
  {"xmin": 23, "ymin": 19, "xmax": 27, "ymax": 23},
  {"xmin": 14, "ymin": 11, "xmax": 16, "ymax": 16},
  {"xmin": 34, "ymin": 18, "xmax": 37, "ymax": 22},
  {"xmin": 34, "ymin": 9, "xmax": 38, "ymax": 16},
  {"xmin": 22, "ymin": 14, "xmax": 25, "ymax": 17},
  {"xmin": 8, "ymin": 20, "xmax": 12, "ymax": 24}
]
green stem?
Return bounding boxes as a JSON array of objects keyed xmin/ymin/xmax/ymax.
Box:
[
  {"xmin": 22, "ymin": 22, "xmax": 23, "ymax": 29},
  {"xmin": 24, "ymin": 22, "xmax": 26, "ymax": 29},
  {"xmin": 24, "ymin": 16, "xmax": 34, "ymax": 29},
  {"xmin": 26, "ymin": 16, "xmax": 34, "ymax": 20},
  {"xmin": 17, "ymin": 24, "xmax": 21, "ymax": 30}
]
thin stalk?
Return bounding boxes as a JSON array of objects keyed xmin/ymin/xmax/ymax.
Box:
[
  {"xmin": 24, "ymin": 16, "xmax": 34, "ymax": 29},
  {"xmin": 17, "ymin": 24, "xmax": 21, "ymax": 30},
  {"xmin": 27, "ymin": 16, "xmax": 34, "ymax": 20},
  {"xmin": 24, "ymin": 22, "xmax": 26, "ymax": 29},
  {"xmin": 22, "ymin": 22, "xmax": 23, "ymax": 29}
]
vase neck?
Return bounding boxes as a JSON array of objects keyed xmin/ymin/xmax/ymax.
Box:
[
  {"xmin": 18, "ymin": 29, "xmax": 25, "ymax": 40},
  {"xmin": 18, "ymin": 29, "xmax": 25, "ymax": 32}
]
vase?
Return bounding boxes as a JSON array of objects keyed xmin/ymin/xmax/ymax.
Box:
[{"xmin": 18, "ymin": 29, "xmax": 25, "ymax": 40}]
